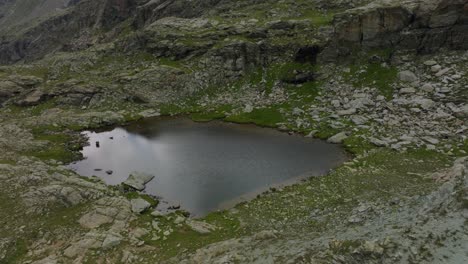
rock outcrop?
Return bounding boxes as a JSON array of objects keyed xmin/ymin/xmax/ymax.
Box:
[
  {"xmin": 332, "ymin": 0, "xmax": 468, "ymax": 53},
  {"xmin": 0, "ymin": 0, "xmax": 136, "ymax": 63}
]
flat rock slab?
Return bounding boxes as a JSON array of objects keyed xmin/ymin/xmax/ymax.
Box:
[
  {"xmin": 123, "ymin": 172, "xmax": 155, "ymax": 191},
  {"xmin": 186, "ymin": 220, "xmax": 217, "ymax": 234}
]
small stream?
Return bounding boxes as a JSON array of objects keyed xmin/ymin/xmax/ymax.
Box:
[{"xmin": 69, "ymin": 117, "xmax": 348, "ymax": 216}]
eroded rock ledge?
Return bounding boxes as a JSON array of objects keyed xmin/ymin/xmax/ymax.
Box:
[{"xmin": 331, "ymin": 0, "xmax": 468, "ymax": 54}]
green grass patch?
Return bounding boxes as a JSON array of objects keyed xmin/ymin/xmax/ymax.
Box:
[
  {"xmin": 345, "ymin": 62, "xmax": 397, "ymax": 99},
  {"xmin": 191, "ymin": 112, "xmax": 226, "ymax": 122},
  {"xmin": 343, "ymin": 134, "xmax": 376, "ymax": 155},
  {"xmin": 21, "ymin": 127, "xmax": 82, "ymax": 163},
  {"xmin": 1, "ymin": 239, "xmax": 28, "ymax": 264},
  {"xmin": 159, "ymin": 58, "xmax": 193, "ymax": 73},
  {"xmin": 296, "ymin": 9, "xmax": 335, "ymax": 26},
  {"xmin": 225, "ymin": 106, "xmax": 284, "ymax": 127},
  {"xmin": 343, "ymin": 49, "xmax": 397, "ymax": 99},
  {"xmin": 125, "ymin": 192, "xmax": 159, "ymax": 207},
  {"xmin": 137, "ymin": 210, "xmax": 242, "ymax": 262}
]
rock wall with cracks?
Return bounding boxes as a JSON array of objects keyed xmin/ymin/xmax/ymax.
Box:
[{"xmin": 328, "ymin": 0, "xmax": 468, "ymax": 56}]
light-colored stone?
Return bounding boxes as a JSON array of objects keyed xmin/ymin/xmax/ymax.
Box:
[
  {"xmin": 431, "ymin": 65, "xmax": 442, "ymax": 72},
  {"xmin": 398, "ymin": 71, "xmax": 418, "ymax": 82},
  {"xmin": 174, "ymin": 215, "xmax": 186, "ymax": 224},
  {"xmin": 79, "ymin": 212, "xmax": 113, "ymax": 229},
  {"xmin": 130, "ymin": 198, "xmax": 151, "ymax": 214},
  {"xmin": 424, "ymin": 60, "xmax": 437, "ymax": 66},
  {"xmin": 421, "ymin": 83, "xmax": 434, "ymax": 93},
  {"xmin": 337, "ymin": 108, "xmax": 356, "ymax": 116},
  {"xmin": 243, "ymin": 104, "xmax": 254, "ymax": 113},
  {"xmin": 435, "ymin": 68, "xmax": 451, "ymax": 77},
  {"xmin": 413, "ymin": 98, "xmax": 435, "ymax": 110},
  {"xmin": 400, "ymin": 87, "xmax": 416, "ymax": 94},
  {"xmin": 123, "ymin": 172, "xmax": 155, "ymax": 191},
  {"xmin": 64, "ymin": 238, "xmax": 101, "ymax": 258},
  {"xmin": 102, "ymin": 234, "xmax": 122, "ymax": 250},
  {"xmin": 327, "ymin": 132, "xmax": 348, "ymax": 144},
  {"xmin": 186, "ymin": 220, "xmax": 217, "ymax": 234},
  {"xmin": 151, "ymin": 209, "xmax": 164, "ymax": 217},
  {"xmin": 139, "ymin": 109, "xmax": 161, "ymax": 118}
]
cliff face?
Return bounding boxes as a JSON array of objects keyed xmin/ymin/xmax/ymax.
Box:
[
  {"xmin": 331, "ymin": 0, "xmax": 468, "ymax": 54},
  {"xmin": 0, "ymin": 0, "xmax": 81, "ymax": 28},
  {"xmin": 0, "ymin": 0, "xmax": 137, "ymax": 63},
  {"xmin": 0, "ymin": 0, "xmax": 466, "ymax": 64},
  {"xmin": 0, "ymin": 0, "xmax": 224, "ymax": 64}
]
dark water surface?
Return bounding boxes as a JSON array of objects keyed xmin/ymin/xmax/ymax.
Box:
[{"xmin": 69, "ymin": 117, "xmax": 348, "ymax": 216}]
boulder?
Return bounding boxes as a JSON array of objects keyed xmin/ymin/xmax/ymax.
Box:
[
  {"xmin": 243, "ymin": 104, "xmax": 254, "ymax": 113},
  {"xmin": 421, "ymin": 83, "xmax": 435, "ymax": 92},
  {"xmin": 16, "ymin": 90, "xmax": 46, "ymax": 106},
  {"xmin": 435, "ymin": 68, "xmax": 451, "ymax": 77},
  {"xmin": 413, "ymin": 98, "xmax": 435, "ymax": 110},
  {"xmin": 398, "ymin": 71, "xmax": 418, "ymax": 82},
  {"xmin": 102, "ymin": 234, "xmax": 122, "ymax": 250},
  {"xmin": 327, "ymin": 132, "xmax": 348, "ymax": 144},
  {"xmin": 130, "ymin": 198, "xmax": 151, "ymax": 214},
  {"xmin": 431, "ymin": 65, "xmax": 442, "ymax": 72},
  {"xmin": 123, "ymin": 172, "xmax": 155, "ymax": 191}
]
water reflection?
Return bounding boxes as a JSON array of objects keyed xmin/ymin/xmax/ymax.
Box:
[{"xmin": 70, "ymin": 118, "xmax": 348, "ymax": 216}]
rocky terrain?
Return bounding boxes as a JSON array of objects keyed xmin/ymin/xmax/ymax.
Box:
[{"xmin": 0, "ymin": 0, "xmax": 467, "ymax": 263}]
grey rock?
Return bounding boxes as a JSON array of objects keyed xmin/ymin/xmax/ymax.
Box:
[
  {"xmin": 413, "ymin": 98, "xmax": 435, "ymax": 110},
  {"xmin": 139, "ymin": 109, "xmax": 161, "ymax": 118},
  {"xmin": 64, "ymin": 238, "xmax": 101, "ymax": 258},
  {"xmin": 421, "ymin": 83, "xmax": 434, "ymax": 93},
  {"xmin": 331, "ymin": 100, "xmax": 341, "ymax": 108},
  {"xmin": 369, "ymin": 137, "xmax": 388, "ymax": 147},
  {"xmin": 151, "ymin": 209, "xmax": 165, "ymax": 217},
  {"xmin": 456, "ymin": 105, "xmax": 468, "ymax": 118},
  {"xmin": 130, "ymin": 198, "xmax": 151, "ymax": 214},
  {"xmin": 79, "ymin": 212, "xmax": 114, "ymax": 229},
  {"xmin": 186, "ymin": 220, "xmax": 217, "ymax": 234},
  {"xmin": 398, "ymin": 71, "xmax": 418, "ymax": 82},
  {"xmin": 351, "ymin": 116, "xmax": 368, "ymax": 125},
  {"xmin": 435, "ymin": 68, "xmax": 451, "ymax": 77},
  {"xmin": 348, "ymin": 214, "xmax": 363, "ymax": 224},
  {"xmin": 102, "ymin": 234, "xmax": 122, "ymax": 250},
  {"xmin": 243, "ymin": 104, "xmax": 254, "ymax": 113},
  {"xmin": 327, "ymin": 132, "xmax": 348, "ymax": 144},
  {"xmin": 123, "ymin": 172, "xmax": 155, "ymax": 191},
  {"xmin": 292, "ymin": 107, "xmax": 304, "ymax": 116},
  {"xmin": 131, "ymin": 228, "xmax": 150, "ymax": 240},
  {"xmin": 174, "ymin": 216, "xmax": 186, "ymax": 224},
  {"xmin": 337, "ymin": 108, "xmax": 356, "ymax": 116},
  {"xmin": 423, "ymin": 137, "xmax": 440, "ymax": 145},
  {"xmin": 431, "ymin": 65, "xmax": 442, "ymax": 72},
  {"xmin": 400, "ymin": 87, "xmax": 416, "ymax": 94},
  {"xmin": 16, "ymin": 90, "xmax": 46, "ymax": 106},
  {"xmin": 424, "ymin": 60, "xmax": 437, "ymax": 66}
]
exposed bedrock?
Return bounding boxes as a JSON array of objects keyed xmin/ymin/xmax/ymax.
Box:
[{"xmin": 330, "ymin": 0, "xmax": 468, "ymax": 55}]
